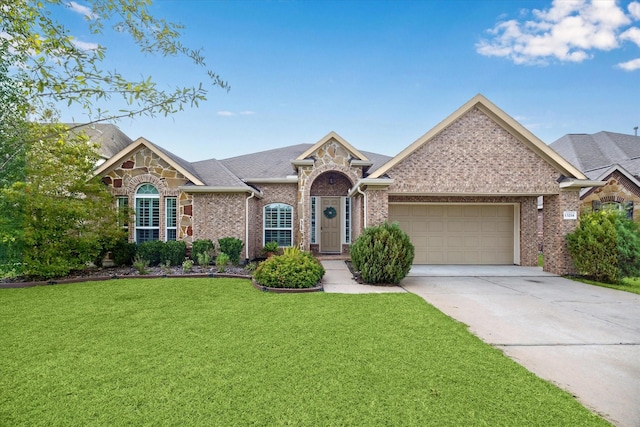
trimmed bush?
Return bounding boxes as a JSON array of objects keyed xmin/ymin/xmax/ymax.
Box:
[
  {"xmin": 162, "ymin": 240, "xmax": 187, "ymax": 266},
  {"xmin": 191, "ymin": 239, "xmax": 215, "ymax": 261},
  {"xmin": 567, "ymin": 210, "xmax": 640, "ymax": 283},
  {"xmin": 350, "ymin": 222, "xmax": 414, "ymax": 284},
  {"xmin": 136, "ymin": 240, "xmax": 164, "ymax": 266},
  {"xmin": 111, "ymin": 239, "xmax": 137, "ymax": 266},
  {"xmin": 253, "ymin": 248, "xmax": 324, "ymax": 288},
  {"xmin": 218, "ymin": 237, "xmax": 243, "ymax": 265}
]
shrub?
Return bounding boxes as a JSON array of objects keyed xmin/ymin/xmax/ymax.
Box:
[
  {"xmin": 132, "ymin": 255, "xmax": 149, "ymax": 275},
  {"xmin": 136, "ymin": 240, "xmax": 164, "ymax": 266},
  {"xmin": 567, "ymin": 210, "xmax": 640, "ymax": 283},
  {"xmin": 261, "ymin": 241, "xmax": 279, "ymax": 256},
  {"xmin": 161, "ymin": 240, "xmax": 187, "ymax": 266},
  {"xmin": 182, "ymin": 258, "xmax": 194, "ymax": 273},
  {"xmin": 191, "ymin": 239, "xmax": 215, "ymax": 261},
  {"xmin": 253, "ymin": 249, "xmax": 324, "ymax": 289},
  {"xmin": 218, "ymin": 237, "xmax": 243, "ymax": 265},
  {"xmin": 350, "ymin": 222, "xmax": 414, "ymax": 284},
  {"xmin": 216, "ymin": 252, "xmax": 230, "ymax": 273},
  {"xmin": 196, "ymin": 251, "xmax": 210, "ymax": 267},
  {"xmin": 111, "ymin": 239, "xmax": 137, "ymax": 266}
]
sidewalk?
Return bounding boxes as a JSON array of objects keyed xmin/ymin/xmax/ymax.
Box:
[{"xmin": 320, "ymin": 260, "xmax": 406, "ymax": 294}]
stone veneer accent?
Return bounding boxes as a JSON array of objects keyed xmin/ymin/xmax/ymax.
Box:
[
  {"xmin": 581, "ymin": 170, "xmax": 640, "ymax": 220},
  {"xmin": 297, "ymin": 138, "xmax": 362, "ymax": 251},
  {"xmin": 102, "ymin": 146, "xmax": 193, "ymax": 244}
]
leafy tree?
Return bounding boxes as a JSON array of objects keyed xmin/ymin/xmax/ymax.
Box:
[
  {"xmin": 0, "ymin": 0, "xmax": 227, "ymax": 278},
  {"xmin": 6, "ymin": 124, "xmax": 126, "ymax": 278}
]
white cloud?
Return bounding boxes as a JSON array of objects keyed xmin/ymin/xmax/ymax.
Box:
[
  {"xmin": 621, "ymin": 26, "xmax": 640, "ymax": 45},
  {"xmin": 239, "ymin": 111, "xmax": 255, "ymax": 115},
  {"xmin": 477, "ymin": 0, "xmax": 638, "ymax": 67},
  {"xmin": 67, "ymin": 1, "xmax": 97, "ymax": 19},
  {"xmin": 217, "ymin": 111, "xmax": 234, "ymax": 116},
  {"xmin": 617, "ymin": 57, "xmax": 640, "ymax": 70},
  {"xmin": 629, "ymin": 1, "xmax": 640, "ymax": 19},
  {"xmin": 71, "ymin": 39, "xmax": 99, "ymax": 51}
]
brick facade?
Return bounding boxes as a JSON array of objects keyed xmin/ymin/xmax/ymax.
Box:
[{"xmin": 98, "ymin": 99, "xmax": 582, "ymax": 273}]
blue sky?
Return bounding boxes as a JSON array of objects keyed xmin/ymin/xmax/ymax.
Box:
[{"xmin": 60, "ymin": 0, "xmax": 640, "ymax": 161}]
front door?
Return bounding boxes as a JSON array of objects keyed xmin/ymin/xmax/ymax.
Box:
[{"xmin": 320, "ymin": 197, "xmax": 341, "ymax": 253}]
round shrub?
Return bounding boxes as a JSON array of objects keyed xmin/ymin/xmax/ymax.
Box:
[
  {"xmin": 350, "ymin": 222, "xmax": 414, "ymax": 284},
  {"xmin": 253, "ymin": 249, "xmax": 324, "ymax": 289},
  {"xmin": 218, "ymin": 237, "xmax": 243, "ymax": 265},
  {"xmin": 191, "ymin": 239, "xmax": 215, "ymax": 261},
  {"xmin": 567, "ymin": 210, "xmax": 640, "ymax": 283}
]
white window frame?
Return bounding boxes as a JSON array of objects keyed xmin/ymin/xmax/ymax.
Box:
[
  {"xmin": 165, "ymin": 197, "xmax": 177, "ymax": 241},
  {"xmin": 264, "ymin": 203, "xmax": 293, "ymax": 247},
  {"xmin": 134, "ymin": 184, "xmax": 160, "ymax": 243}
]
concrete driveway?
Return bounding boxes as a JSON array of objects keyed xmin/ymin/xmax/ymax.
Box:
[{"xmin": 402, "ymin": 266, "xmax": 640, "ymax": 427}]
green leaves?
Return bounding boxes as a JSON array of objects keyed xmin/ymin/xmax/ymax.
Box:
[
  {"xmin": 2, "ymin": 0, "xmax": 228, "ymax": 125},
  {"xmin": 567, "ymin": 210, "xmax": 640, "ymax": 283},
  {"xmin": 350, "ymin": 222, "xmax": 415, "ymax": 285}
]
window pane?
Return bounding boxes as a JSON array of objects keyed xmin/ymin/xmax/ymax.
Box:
[
  {"xmin": 264, "ymin": 203, "xmax": 293, "ymax": 247},
  {"xmin": 166, "ymin": 198, "xmax": 177, "ymax": 227}
]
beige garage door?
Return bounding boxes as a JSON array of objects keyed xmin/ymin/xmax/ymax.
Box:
[{"xmin": 389, "ymin": 204, "xmax": 515, "ymax": 265}]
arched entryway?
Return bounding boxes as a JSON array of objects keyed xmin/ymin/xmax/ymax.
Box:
[{"xmin": 309, "ymin": 171, "xmax": 352, "ymax": 254}]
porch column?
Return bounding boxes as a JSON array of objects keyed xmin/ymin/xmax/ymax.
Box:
[{"xmin": 542, "ymin": 190, "xmax": 580, "ymax": 275}]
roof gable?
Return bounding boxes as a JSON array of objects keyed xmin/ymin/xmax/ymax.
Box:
[
  {"xmin": 370, "ymin": 94, "xmax": 586, "ymax": 180},
  {"xmin": 94, "ymin": 137, "xmax": 205, "ymax": 186},
  {"xmin": 297, "ymin": 131, "xmax": 370, "ymax": 162}
]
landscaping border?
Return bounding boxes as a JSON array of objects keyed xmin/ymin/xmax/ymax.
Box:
[
  {"xmin": 0, "ymin": 273, "xmax": 251, "ymax": 289},
  {"xmin": 251, "ymin": 278, "xmax": 323, "ymax": 293}
]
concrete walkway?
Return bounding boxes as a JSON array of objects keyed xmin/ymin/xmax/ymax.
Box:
[{"xmin": 321, "ymin": 260, "xmax": 640, "ymax": 427}]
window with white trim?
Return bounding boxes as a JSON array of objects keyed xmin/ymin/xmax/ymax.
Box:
[
  {"xmin": 344, "ymin": 197, "xmax": 351, "ymax": 243},
  {"xmin": 165, "ymin": 197, "xmax": 177, "ymax": 241},
  {"xmin": 310, "ymin": 197, "xmax": 317, "ymax": 244},
  {"xmin": 135, "ymin": 184, "xmax": 159, "ymax": 242},
  {"xmin": 116, "ymin": 196, "xmax": 129, "ymax": 232},
  {"xmin": 264, "ymin": 203, "xmax": 293, "ymax": 247}
]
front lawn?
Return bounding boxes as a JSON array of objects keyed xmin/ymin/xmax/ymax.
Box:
[
  {"xmin": 573, "ymin": 276, "xmax": 640, "ymax": 295},
  {"xmin": 1, "ymin": 279, "xmax": 608, "ymax": 426}
]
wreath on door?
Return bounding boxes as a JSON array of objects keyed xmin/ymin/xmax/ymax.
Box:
[{"xmin": 323, "ymin": 206, "xmax": 337, "ymax": 219}]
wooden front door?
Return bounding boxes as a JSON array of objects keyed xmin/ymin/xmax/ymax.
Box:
[{"xmin": 320, "ymin": 197, "xmax": 341, "ymax": 253}]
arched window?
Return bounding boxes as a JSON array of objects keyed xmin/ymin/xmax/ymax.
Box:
[
  {"xmin": 135, "ymin": 184, "xmax": 160, "ymax": 242},
  {"xmin": 264, "ymin": 203, "xmax": 293, "ymax": 247}
]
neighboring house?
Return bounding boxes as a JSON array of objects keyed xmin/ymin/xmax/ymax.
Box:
[
  {"xmin": 550, "ymin": 132, "xmax": 640, "ymax": 220},
  {"xmin": 67, "ymin": 123, "xmax": 134, "ymax": 167},
  {"xmin": 94, "ymin": 95, "xmax": 598, "ymax": 275}
]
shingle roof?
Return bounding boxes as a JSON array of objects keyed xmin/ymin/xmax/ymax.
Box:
[
  {"xmin": 66, "ymin": 123, "xmax": 133, "ymax": 158},
  {"xmin": 190, "ymin": 158, "xmax": 253, "ymax": 188},
  {"xmin": 550, "ymin": 131, "xmax": 640, "ymax": 179},
  {"xmin": 219, "ymin": 144, "xmax": 393, "ymax": 179},
  {"xmin": 220, "ymin": 144, "xmax": 311, "ymax": 179}
]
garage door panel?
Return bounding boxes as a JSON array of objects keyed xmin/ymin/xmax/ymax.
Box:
[{"xmin": 389, "ymin": 204, "xmax": 515, "ymax": 265}]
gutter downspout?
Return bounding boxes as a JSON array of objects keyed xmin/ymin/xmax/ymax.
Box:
[
  {"xmin": 356, "ymin": 185, "xmax": 367, "ymax": 229},
  {"xmin": 245, "ymin": 192, "xmax": 256, "ymax": 263}
]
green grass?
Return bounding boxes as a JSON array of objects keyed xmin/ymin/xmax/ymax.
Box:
[
  {"xmin": 573, "ymin": 276, "xmax": 640, "ymax": 295},
  {"xmin": 1, "ymin": 279, "xmax": 609, "ymax": 426}
]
